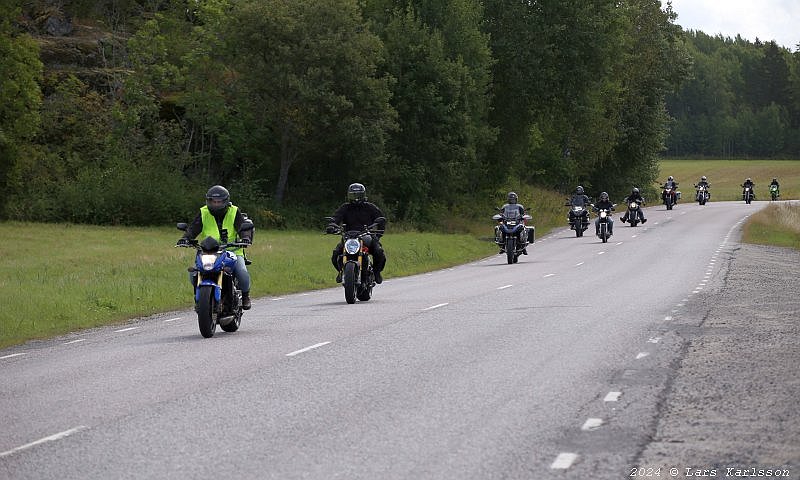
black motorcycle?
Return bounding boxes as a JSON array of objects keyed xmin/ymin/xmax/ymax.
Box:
[
  {"xmin": 623, "ymin": 199, "xmax": 644, "ymax": 227},
  {"xmin": 695, "ymin": 184, "xmax": 710, "ymax": 205},
  {"xmin": 493, "ymin": 205, "xmax": 534, "ymax": 264},
  {"xmin": 176, "ymin": 221, "xmax": 253, "ymax": 338},
  {"xmin": 566, "ymin": 201, "xmax": 590, "ymax": 237},
  {"xmin": 742, "ymin": 184, "xmax": 755, "ymax": 204},
  {"xmin": 326, "ymin": 217, "xmax": 385, "ymax": 304},
  {"xmin": 593, "ymin": 204, "xmax": 615, "ymax": 243}
]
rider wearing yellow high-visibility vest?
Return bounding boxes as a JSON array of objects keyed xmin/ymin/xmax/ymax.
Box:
[{"xmin": 177, "ymin": 185, "xmax": 254, "ymax": 309}]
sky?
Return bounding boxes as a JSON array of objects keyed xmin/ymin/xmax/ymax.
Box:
[{"xmin": 665, "ymin": 0, "xmax": 800, "ymax": 50}]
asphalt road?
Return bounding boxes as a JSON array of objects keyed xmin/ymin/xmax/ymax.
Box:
[{"xmin": 0, "ymin": 200, "xmax": 779, "ymax": 479}]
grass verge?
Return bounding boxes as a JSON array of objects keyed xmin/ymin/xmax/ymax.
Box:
[{"xmin": 742, "ymin": 202, "xmax": 800, "ymax": 251}]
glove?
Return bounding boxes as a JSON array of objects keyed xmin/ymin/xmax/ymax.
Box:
[
  {"xmin": 325, "ymin": 224, "xmax": 338, "ymax": 234},
  {"xmin": 240, "ymin": 238, "xmax": 252, "ymax": 245},
  {"xmin": 176, "ymin": 237, "xmax": 190, "ymax": 246}
]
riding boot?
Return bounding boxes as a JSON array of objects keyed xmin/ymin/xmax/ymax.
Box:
[{"xmin": 241, "ymin": 291, "xmax": 251, "ymax": 310}]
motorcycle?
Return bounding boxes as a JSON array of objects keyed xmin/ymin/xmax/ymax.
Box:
[
  {"xmin": 695, "ymin": 184, "xmax": 710, "ymax": 205},
  {"xmin": 769, "ymin": 184, "xmax": 779, "ymax": 201},
  {"xmin": 742, "ymin": 185, "xmax": 755, "ymax": 204},
  {"xmin": 325, "ymin": 216, "xmax": 385, "ymax": 304},
  {"xmin": 662, "ymin": 186, "xmax": 678, "ymax": 210},
  {"xmin": 623, "ymin": 199, "xmax": 644, "ymax": 227},
  {"xmin": 593, "ymin": 204, "xmax": 615, "ymax": 243},
  {"xmin": 176, "ymin": 221, "xmax": 253, "ymax": 338},
  {"xmin": 565, "ymin": 202, "xmax": 590, "ymax": 237},
  {"xmin": 493, "ymin": 205, "xmax": 534, "ymax": 264}
]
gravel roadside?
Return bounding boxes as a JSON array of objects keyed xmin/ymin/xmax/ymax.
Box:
[{"xmin": 635, "ymin": 243, "xmax": 800, "ymax": 479}]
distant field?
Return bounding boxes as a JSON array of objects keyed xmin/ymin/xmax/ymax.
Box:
[{"xmin": 658, "ymin": 159, "xmax": 799, "ymax": 201}]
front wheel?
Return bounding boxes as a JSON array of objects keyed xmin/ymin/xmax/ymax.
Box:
[
  {"xmin": 343, "ymin": 262, "xmax": 358, "ymax": 304},
  {"xmin": 600, "ymin": 224, "xmax": 608, "ymax": 243},
  {"xmin": 196, "ymin": 285, "xmax": 217, "ymax": 338},
  {"xmin": 506, "ymin": 238, "xmax": 516, "ymax": 264}
]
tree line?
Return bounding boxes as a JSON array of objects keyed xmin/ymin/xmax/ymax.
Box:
[
  {"xmin": 665, "ymin": 31, "xmax": 800, "ymax": 158},
  {"xmin": 2, "ymin": 0, "xmax": 690, "ymax": 228}
]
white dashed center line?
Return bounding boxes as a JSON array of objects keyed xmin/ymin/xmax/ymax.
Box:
[
  {"xmin": 551, "ymin": 453, "xmax": 579, "ymax": 469},
  {"xmin": 286, "ymin": 342, "xmax": 331, "ymax": 357},
  {"xmin": 423, "ymin": 303, "xmax": 449, "ymax": 311},
  {"xmin": 0, "ymin": 426, "xmax": 88, "ymax": 458}
]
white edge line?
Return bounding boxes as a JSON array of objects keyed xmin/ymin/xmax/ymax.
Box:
[
  {"xmin": 114, "ymin": 327, "xmax": 138, "ymax": 333},
  {"xmin": 604, "ymin": 391, "xmax": 622, "ymax": 402},
  {"xmin": 551, "ymin": 452, "xmax": 579, "ymax": 469},
  {"xmin": 423, "ymin": 303, "xmax": 449, "ymax": 311},
  {"xmin": 0, "ymin": 426, "xmax": 88, "ymax": 458},
  {"xmin": 581, "ymin": 418, "xmax": 604, "ymax": 431},
  {"xmin": 63, "ymin": 339, "xmax": 86, "ymax": 345},
  {"xmin": 164, "ymin": 317, "xmax": 181, "ymax": 323},
  {"xmin": 0, "ymin": 353, "xmax": 26, "ymax": 360},
  {"xmin": 286, "ymin": 342, "xmax": 331, "ymax": 357}
]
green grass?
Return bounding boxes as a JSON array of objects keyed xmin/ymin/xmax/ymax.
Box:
[
  {"xmin": 658, "ymin": 159, "xmax": 800, "ymax": 201},
  {"xmin": 742, "ymin": 202, "xmax": 800, "ymax": 250},
  {"xmin": 0, "ymin": 222, "xmax": 508, "ymax": 349}
]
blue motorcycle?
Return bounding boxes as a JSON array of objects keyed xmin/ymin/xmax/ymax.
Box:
[
  {"xmin": 176, "ymin": 224, "xmax": 252, "ymax": 338},
  {"xmin": 493, "ymin": 206, "xmax": 534, "ymax": 264}
]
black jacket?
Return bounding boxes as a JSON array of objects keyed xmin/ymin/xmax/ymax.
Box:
[
  {"xmin": 333, "ymin": 202, "xmax": 386, "ymax": 231},
  {"xmin": 625, "ymin": 193, "xmax": 645, "ymax": 204},
  {"xmin": 593, "ymin": 200, "xmax": 615, "ymax": 212}
]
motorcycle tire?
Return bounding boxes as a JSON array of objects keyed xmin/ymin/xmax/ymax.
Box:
[
  {"xmin": 506, "ymin": 238, "xmax": 516, "ymax": 264},
  {"xmin": 343, "ymin": 262, "xmax": 358, "ymax": 304},
  {"xmin": 196, "ymin": 285, "xmax": 217, "ymax": 338},
  {"xmin": 357, "ymin": 269, "xmax": 373, "ymax": 301},
  {"xmin": 601, "ymin": 224, "xmax": 608, "ymax": 243}
]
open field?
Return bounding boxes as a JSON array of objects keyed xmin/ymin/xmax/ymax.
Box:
[{"xmin": 658, "ymin": 159, "xmax": 799, "ymax": 201}]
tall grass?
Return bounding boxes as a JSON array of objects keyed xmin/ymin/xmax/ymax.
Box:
[{"xmin": 743, "ymin": 202, "xmax": 800, "ymax": 250}]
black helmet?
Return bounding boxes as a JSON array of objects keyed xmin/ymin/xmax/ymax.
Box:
[
  {"xmin": 205, "ymin": 185, "xmax": 230, "ymax": 214},
  {"xmin": 507, "ymin": 192, "xmax": 518, "ymax": 204},
  {"xmin": 576, "ymin": 186, "xmax": 584, "ymax": 195},
  {"xmin": 347, "ymin": 183, "xmax": 367, "ymax": 203},
  {"xmin": 632, "ymin": 187, "xmax": 640, "ymax": 194},
  {"xmin": 600, "ymin": 192, "xmax": 609, "ymax": 201}
]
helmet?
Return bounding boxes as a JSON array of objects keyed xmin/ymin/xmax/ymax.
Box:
[
  {"xmin": 633, "ymin": 187, "xmax": 640, "ymax": 194},
  {"xmin": 746, "ymin": 178, "xmax": 751, "ymax": 182},
  {"xmin": 205, "ymin": 185, "xmax": 230, "ymax": 214},
  {"xmin": 507, "ymin": 192, "xmax": 518, "ymax": 204},
  {"xmin": 668, "ymin": 176, "xmax": 673, "ymax": 181},
  {"xmin": 701, "ymin": 176, "xmax": 707, "ymax": 181},
  {"xmin": 600, "ymin": 192, "xmax": 609, "ymax": 201},
  {"xmin": 773, "ymin": 178, "xmax": 777, "ymax": 182},
  {"xmin": 347, "ymin": 183, "xmax": 367, "ymax": 203},
  {"xmin": 576, "ymin": 186, "xmax": 584, "ymax": 195}
]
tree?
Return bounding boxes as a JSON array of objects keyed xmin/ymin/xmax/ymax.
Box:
[
  {"xmin": 225, "ymin": 0, "xmax": 395, "ymax": 205},
  {"xmin": 0, "ymin": 0, "xmax": 43, "ymax": 213}
]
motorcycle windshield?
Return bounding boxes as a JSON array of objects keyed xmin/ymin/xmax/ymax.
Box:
[
  {"xmin": 502, "ymin": 206, "xmax": 521, "ymax": 221},
  {"xmin": 570, "ymin": 197, "xmax": 588, "ymax": 207}
]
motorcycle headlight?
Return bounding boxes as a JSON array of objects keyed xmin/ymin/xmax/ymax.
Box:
[
  {"xmin": 344, "ymin": 238, "xmax": 361, "ymax": 255},
  {"xmin": 600, "ymin": 211, "xmax": 607, "ymax": 218},
  {"xmin": 201, "ymin": 254, "xmax": 217, "ymax": 271},
  {"xmin": 573, "ymin": 206, "xmax": 583, "ymax": 212},
  {"xmin": 630, "ymin": 202, "xmax": 637, "ymax": 208}
]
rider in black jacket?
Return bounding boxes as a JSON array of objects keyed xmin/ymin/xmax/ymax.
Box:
[
  {"xmin": 593, "ymin": 192, "xmax": 615, "ymax": 235},
  {"xmin": 620, "ymin": 187, "xmax": 647, "ymax": 224},
  {"xmin": 327, "ymin": 183, "xmax": 387, "ymax": 284}
]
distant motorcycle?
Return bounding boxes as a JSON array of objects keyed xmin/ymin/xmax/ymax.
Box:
[
  {"xmin": 662, "ymin": 186, "xmax": 678, "ymax": 210},
  {"xmin": 176, "ymin": 222, "xmax": 253, "ymax": 338},
  {"xmin": 742, "ymin": 184, "xmax": 755, "ymax": 204},
  {"xmin": 493, "ymin": 205, "xmax": 534, "ymax": 264},
  {"xmin": 326, "ymin": 217, "xmax": 385, "ymax": 304},
  {"xmin": 695, "ymin": 184, "xmax": 710, "ymax": 205},
  {"xmin": 769, "ymin": 184, "xmax": 780, "ymax": 201},
  {"xmin": 623, "ymin": 199, "xmax": 644, "ymax": 227},
  {"xmin": 593, "ymin": 204, "xmax": 615, "ymax": 243}
]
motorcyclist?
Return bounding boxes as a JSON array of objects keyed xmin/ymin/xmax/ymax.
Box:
[
  {"xmin": 769, "ymin": 178, "xmax": 780, "ymax": 198},
  {"xmin": 177, "ymin": 185, "xmax": 254, "ymax": 309},
  {"xmin": 694, "ymin": 176, "xmax": 710, "ymax": 200},
  {"xmin": 496, "ymin": 191, "xmax": 528, "ymax": 254},
  {"xmin": 566, "ymin": 186, "xmax": 591, "ymax": 229},
  {"xmin": 620, "ymin": 187, "xmax": 647, "ymax": 224},
  {"xmin": 327, "ymin": 183, "xmax": 387, "ymax": 284},
  {"xmin": 662, "ymin": 175, "xmax": 678, "ymax": 203},
  {"xmin": 741, "ymin": 178, "xmax": 755, "ymax": 199},
  {"xmin": 592, "ymin": 192, "xmax": 615, "ymax": 236}
]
